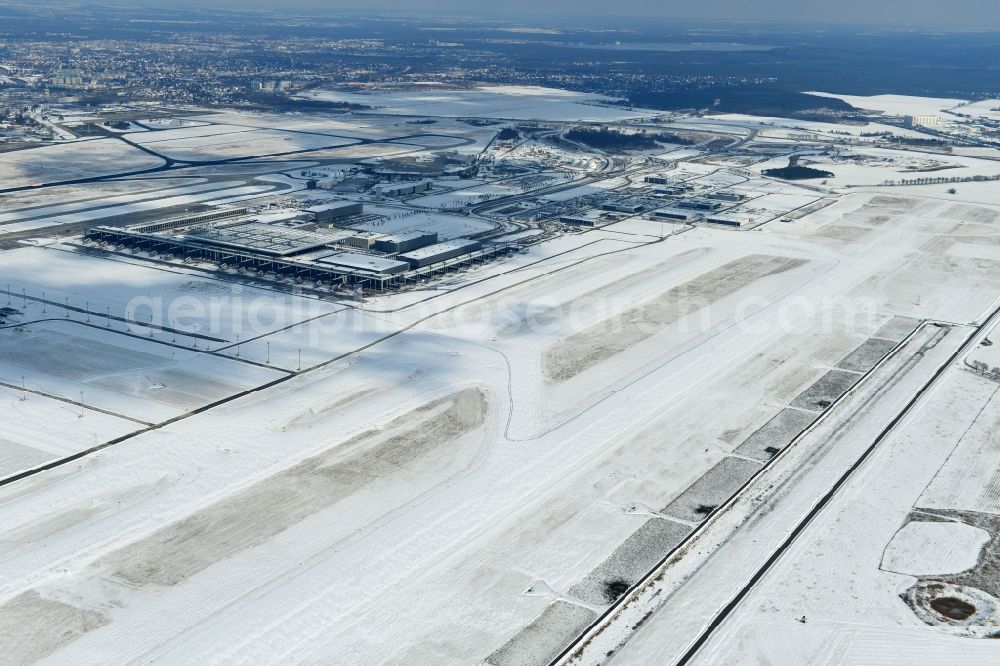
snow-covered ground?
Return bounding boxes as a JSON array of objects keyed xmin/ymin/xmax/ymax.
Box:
[
  {"xmin": 297, "ymin": 85, "xmax": 656, "ymax": 121},
  {"xmin": 2, "ymin": 91, "xmax": 1000, "ymax": 666},
  {"xmin": 0, "ymin": 138, "xmax": 164, "ymax": 189},
  {"xmin": 805, "ymin": 91, "xmax": 968, "ymax": 116}
]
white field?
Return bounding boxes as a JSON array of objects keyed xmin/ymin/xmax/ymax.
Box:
[
  {"xmin": 0, "ymin": 178, "xmax": 199, "ymax": 211},
  {"xmin": 0, "ymin": 139, "xmax": 164, "ymax": 188},
  {"xmin": 0, "ymin": 184, "xmax": 278, "ymax": 236},
  {"xmin": 0, "ymin": 178, "xmax": 209, "ymax": 224},
  {"xmin": 0, "ymin": 385, "xmax": 142, "ymax": 479},
  {"xmin": 3, "ymin": 92, "xmax": 1000, "ymax": 665},
  {"xmin": 749, "ymin": 145, "xmax": 1000, "ymax": 194},
  {"xmin": 126, "ymin": 123, "xmax": 259, "ymax": 143},
  {"xmin": 881, "ymin": 521, "xmax": 990, "ymax": 576},
  {"xmin": 127, "ymin": 129, "xmax": 359, "ymax": 162},
  {"xmin": 805, "ymin": 91, "xmax": 968, "ymax": 116},
  {"xmin": 184, "ymin": 111, "xmax": 429, "ymax": 140},
  {"xmin": 177, "ymin": 112, "xmax": 502, "ymax": 152},
  {"xmin": 0, "ymin": 319, "xmax": 285, "ymax": 422},
  {"xmin": 297, "ymin": 85, "xmax": 655, "ymax": 121}
]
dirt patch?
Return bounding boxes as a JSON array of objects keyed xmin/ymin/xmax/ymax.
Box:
[
  {"xmin": 813, "ymin": 224, "xmax": 872, "ymax": 242},
  {"xmin": 870, "ymin": 195, "xmax": 920, "ymax": 210},
  {"xmin": 542, "ymin": 255, "xmax": 806, "ymax": 383},
  {"xmin": 790, "ymin": 369, "xmax": 860, "ymax": 412},
  {"xmin": 99, "ymin": 388, "xmax": 488, "ymax": 587},
  {"xmin": 566, "ymin": 518, "xmax": 691, "ymax": 605},
  {"xmin": 874, "ymin": 316, "xmax": 920, "ymax": 343},
  {"xmin": 836, "ymin": 337, "xmax": 898, "ymax": 373},
  {"xmin": 940, "ymin": 204, "xmax": 999, "ymax": 225},
  {"xmin": 275, "ymin": 386, "xmax": 381, "ymax": 430},
  {"xmin": 0, "ymin": 590, "xmax": 109, "ymax": 664},
  {"xmin": 486, "ymin": 600, "xmax": 597, "ymax": 666},
  {"xmin": 864, "ymin": 214, "xmax": 892, "ymax": 226},
  {"xmin": 660, "ymin": 456, "xmax": 762, "ymax": 523},
  {"xmin": 733, "ymin": 408, "xmax": 815, "ymax": 462}
]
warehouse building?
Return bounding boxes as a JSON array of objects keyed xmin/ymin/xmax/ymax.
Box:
[
  {"xmin": 705, "ymin": 215, "xmax": 752, "ymax": 228},
  {"xmin": 652, "ymin": 209, "xmax": 699, "ymax": 222},
  {"xmin": 652, "ymin": 185, "xmax": 692, "ymax": 196},
  {"xmin": 397, "ymin": 238, "xmax": 482, "ymax": 268},
  {"xmin": 302, "ymin": 200, "xmax": 364, "ymax": 224},
  {"xmin": 600, "ymin": 200, "xmax": 646, "ymax": 214},
  {"xmin": 676, "ymin": 199, "xmax": 724, "ymax": 211},
  {"xmin": 559, "ymin": 211, "xmax": 607, "ymax": 227},
  {"xmin": 705, "ymin": 191, "xmax": 745, "ymax": 202},
  {"xmin": 372, "ymin": 231, "xmax": 439, "ymax": 254},
  {"xmin": 374, "ymin": 180, "xmax": 433, "ymax": 198}
]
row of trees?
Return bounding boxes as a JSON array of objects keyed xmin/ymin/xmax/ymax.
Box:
[
  {"xmin": 969, "ymin": 360, "xmax": 1000, "ymax": 379},
  {"xmin": 878, "ymin": 174, "xmax": 1000, "ymax": 187}
]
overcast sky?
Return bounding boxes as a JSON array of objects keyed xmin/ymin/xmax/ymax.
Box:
[{"xmin": 145, "ymin": 0, "xmax": 1000, "ymax": 28}]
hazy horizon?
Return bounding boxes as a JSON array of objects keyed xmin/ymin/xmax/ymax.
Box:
[
  {"xmin": 96, "ymin": 0, "xmax": 1000, "ymax": 30},
  {"xmin": 6, "ymin": 0, "xmax": 1000, "ymax": 30}
]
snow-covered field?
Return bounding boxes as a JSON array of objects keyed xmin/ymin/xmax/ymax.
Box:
[
  {"xmin": 128, "ymin": 128, "xmax": 359, "ymax": 162},
  {"xmin": 806, "ymin": 91, "xmax": 968, "ymax": 116},
  {"xmin": 298, "ymin": 85, "xmax": 655, "ymax": 121},
  {"xmin": 1, "ymin": 178, "xmax": 998, "ymax": 664},
  {"xmin": 0, "ymin": 182, "xmax": 281, "ymax": 236},
  {"xmin": 0, "ymin": 138, "xmax": 164, "ymax": 188},
  {"xmin": 0, "ymin": 179, "xmax": 211, "ymax": 225},
  {"xmin": 3, "ymin": 91, "xmax": 1000, "ymax": 666}
]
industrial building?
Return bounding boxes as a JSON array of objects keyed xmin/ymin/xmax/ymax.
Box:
[
  {"xmin": 676, "ymin": 199, "xmax": 724, "ymax": 211},
  {"xmin": 374, "ymin": 181, "xmax": 433, "ymax": 198},
  {"xmin": 301, "ymin": 200, "xmax": 364, "ymax": 224},
  {"xmin": 652, "ymin": 185, "xmax": 692, "ymax": 196},
  {"xmin": 372, "ymin": 231, "xmax": 438, "ymax": 254},
  {"xmin": 705, "ymin": 214, "xmax": 751, "ymax": 228},
  {"xmin": 652, "ymin": 209, "xmax": 699, "ymax": 222},
  {"xmin": 904, "ymin": 115, "xmax": 942, "ymax": 128},
  {"xmin": 600, "ymin": 200, "xmax": 646, "ymax": 214},
  {"xmin": 559, "ymin": 211, "xmax": 607, "ymax": 227},
  {"xmin": 705, "ymin": 191, "xmax": 745, "ymax": 203},
  {"xmin": 397, "ymin": 238, "xmax": 482, "ymax": 268}
]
